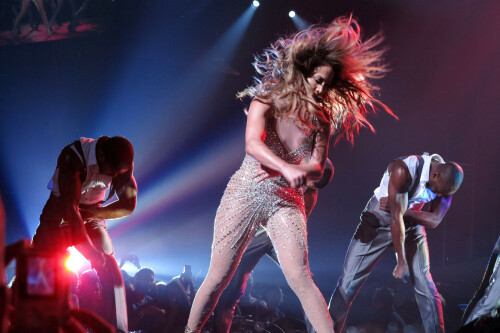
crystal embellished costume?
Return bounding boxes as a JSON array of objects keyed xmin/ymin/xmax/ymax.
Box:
[
  {"xmin": 187, "ymin": 117, "xmax": 334, "ymax": 333},
  {"xmin": 213, "ymin": 117, "xmax": 313, "ymax": 257}
]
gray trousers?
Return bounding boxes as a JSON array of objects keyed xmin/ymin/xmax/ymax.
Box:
[
  {"xmin": 328, "ymin": 196, "xmax": 444, "ymax": 333},
  {"xmin": 463, "ymin": 235, "xmax": 500, "ymax": 325}
]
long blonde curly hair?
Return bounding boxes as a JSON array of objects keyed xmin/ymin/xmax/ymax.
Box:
[{"xmin": 237, "ymin": 15, "xmax": 397, "ymax": 144}]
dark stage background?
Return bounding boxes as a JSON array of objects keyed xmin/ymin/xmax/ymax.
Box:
[{"xmin": 1, "ymin": 0, "xmax": 499, "ymax": 331}]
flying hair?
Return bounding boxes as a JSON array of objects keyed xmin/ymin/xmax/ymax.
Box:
[{"xmin": 237, "ymin": 15, "xmax": 397, "ymax": 144}]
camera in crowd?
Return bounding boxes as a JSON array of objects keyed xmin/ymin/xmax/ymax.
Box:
[{"xmin": 11, "ymin": 248, "xmax": 71, "ymax": 332}]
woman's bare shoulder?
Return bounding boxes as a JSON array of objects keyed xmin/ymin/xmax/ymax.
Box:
[
  {"xmin": 252, "ymin": 96, "xmax": 273, "ymax": 106},
  {"xmin": 248, "ymin": 98, "xmax": 275, "ymax": 118}
]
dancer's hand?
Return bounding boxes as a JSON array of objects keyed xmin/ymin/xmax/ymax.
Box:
[
  {"xmin": 393, "ymin": 261, "xmax": 409, "ymax": 282},
  {"xmin": 253, "ymin": 163, "xmax": 281, "ymax": 182},
  {"xmin": 379, "ymin": 197, "xmax": 390, "ymax": 212},
  {"xmin": 281, "ymin": 164, "xmax": 308, "ymax": 188},
  {"xmin": 79, "ymin": 208, "xmax": 92, "ymax": 220}
]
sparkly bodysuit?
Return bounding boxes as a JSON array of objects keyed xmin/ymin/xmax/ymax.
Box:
[
  {"xmin": 187, "ymin": 115, "xmax": 334, "ymax": 333},
  {"xmin": 213, "ymin": 117, "xmax": 315, "ymax": 258}
]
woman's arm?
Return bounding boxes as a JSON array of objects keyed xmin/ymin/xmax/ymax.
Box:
[
  {"xmin": 303, "ymin": 122, "xmax": 330, "ymax": 182},
  {"xmin": 245, "ymin": 99, "xmax": 329, "ymax": 188},
  {"xmin": 245, "ymin": 99, "xmax": 287, "ymax": 172}
]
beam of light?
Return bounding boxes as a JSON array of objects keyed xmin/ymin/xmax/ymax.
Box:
[
  {"xmin": 190, "ymin": 3, "xmax": 256, "ymax": 80},
  {"xmin": 65, "ymin": 247, "xmax": 91, "ymax": 273},
  {"xmin": 97, "ymin": 5, "xmax": 257, "ymax": 186},
  {"xmin": 290, "ymin": 12, "xmax": 310, "ymax": 31},
  {"xmin": 107, "ymin": 128, "xmax": 243, "ymax": 237},
  {"xmin": 0, "ymin": 114, "xmax": 84, "ymax": 238},
  {"xmin": 116, "ymin": 211, "xmax": 214, "ymax": 278},
  {"xmin": 191, "ymin": 3, "xmax": 257, "ymax": 78},
  {"xmin": 0, "ymin": 166, "xmax": 31, "ymax": 240},
  {"xmin": 104, "ymin": 1, "xmax": 256, "ymax": 267},
  {"xmin": 2, "ymin": 3, "xmax": 257, "ymax": 242}
]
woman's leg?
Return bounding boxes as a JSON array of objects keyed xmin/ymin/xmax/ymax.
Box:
[
  {"xmin": 186, "ymin": 185, "xmax": 260, "ymax": 332},
  {"xmin": 12, "ymin": 0, "xmax": 31, "ymax": 35},
  {"xmin": 267, "ymin": 207, "xmax": 334, "ymax": 333},
  {"xmin": 32, "ymin": 0, "xmax": 52, "ymax": 36}
]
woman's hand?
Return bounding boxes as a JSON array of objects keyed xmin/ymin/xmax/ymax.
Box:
[
  {"xmin": 281, "ymin": 163, "xmax": 308, "ymax": 188},
  {"xmin": 253, "ymin": 163, "xmax": 281, "ymax": 183}
]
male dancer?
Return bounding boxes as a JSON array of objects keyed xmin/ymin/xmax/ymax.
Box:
[
  {"xmin": 213, "ymin": 159, "xmax": 334, "ymax": 332},
  {"xmin": 32, "ymin": 136, "xmax": 137, "ymax": 332},
  {"xmin": 328, "ymin": 153, "xmax": 463, "ymax": 333}
]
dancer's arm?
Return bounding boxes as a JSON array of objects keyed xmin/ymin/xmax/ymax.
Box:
[
  {"xmin": 58, "ymin": 149, "xmax": 104, "ymax": 265},
  {"xmin": 403, "ymin": 196, "xmax": 451, "ymax": 228},
  {"xmin": 79, "ymin": 166, "xmax": 137, "ymax": 220},
  {"xmin": 387, "ymin": 160, "xmax": 412, "ymax": 281}
]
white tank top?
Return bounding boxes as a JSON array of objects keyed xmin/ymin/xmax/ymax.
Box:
[
  {"xmin": 48, "ymin": 137, "xmax": 113, "ymax": 205},
  {"xmin": 373, "ymin": 153, "xmax": 444, "ymax": 211}
]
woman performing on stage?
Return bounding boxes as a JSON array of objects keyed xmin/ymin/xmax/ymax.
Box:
[{"xmin": 186, "ymin": 16, "xmax": 395, "ymax": 333}]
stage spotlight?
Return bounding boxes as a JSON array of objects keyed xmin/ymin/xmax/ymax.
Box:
[
  {"xmin": 252, "ymin": 1, "xmax": 260, "ymax": 8},
  {"xmin": 65, "ymin": 247, "xmax": 89, "ymax": 273},
  {"xmin": 289, "ymin": 11, "xmax": 309, "ymax": 30}
]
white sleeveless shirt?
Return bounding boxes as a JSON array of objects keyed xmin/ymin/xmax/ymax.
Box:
[
  {"xmin": 373, "ymin": 153, "xmax": 444, "ymax": 212},
  {"xmin": 48, "ymin": 137, "xmax": 113, "ymax": 205}
]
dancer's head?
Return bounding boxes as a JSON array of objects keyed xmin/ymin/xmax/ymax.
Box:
[
  {"xmin": 428, "ymin": 162, "xmax": 464, "ymax": 196},
  {"xmin": 238, "ymin": 15, "xmax": 396, "ymax": 143},
  {"xmin": 98, "ymin": 136, "xmax": 134, "ymax": 177}
]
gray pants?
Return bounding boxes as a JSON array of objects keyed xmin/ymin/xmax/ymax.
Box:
[
  {"xmin": 463, "ymin": 235, "xmax": 500, "ymax": 325},
  {"xmin": 328, "ymin": 196, "xmax": 444, "ymax": 333}
]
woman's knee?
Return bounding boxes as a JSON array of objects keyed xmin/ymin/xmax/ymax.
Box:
[
  {"xmin": 283, "ymin": 268, "xmax": 313, "ymax": 293},
  {"xmin": 203, "ymin": 267, "xmax": 234, "ymax": 294}
]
